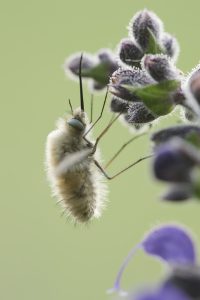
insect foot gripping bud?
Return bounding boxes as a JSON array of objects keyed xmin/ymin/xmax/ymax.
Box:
[
  {"xmin": 117, "ymin": 38, "xmax": 144, "ymax": 67},
  {"xmin": 142, "ymin": 54, "xmax": 179, "ymax": 82},
  {"xmin": 46, "ymin": 108, "xmax": 107, "ymax": 223},
  {"xmin": 129, "ymin": 9, "xmax": 163, "ymax": 52},
  {"xmin": 184, "ymin": 65, "xmax": 200, "ymax": 117},
  {"xmin": 161, "ymin": 33, "xmax": 180, "ymax": 62},
  {"xmin": 110, "ymin": 67, "xmax": 155, "ymax": 101}
]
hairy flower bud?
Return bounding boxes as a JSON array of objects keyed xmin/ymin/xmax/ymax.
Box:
[
  {"xmin": 97, "ymin": 49, "xmax": 118, "ymax": 74},
  {"xmin": 129, "ymin": 9, "xmax": 163, "ymax": 51},
  {"xmin": 65, "ymin": 49, "xmax": 118, "ymax": 91},
  {"xmin": 124, "ymin": 102, "xmax": 156, "ymax": 124},
  {"xmin": 65, "ymin": 52, "xmax": 96, "ymax": 77},
  {"xmin": 90, "ymin": 80, "xmax": 106, "ymax": 90},
  {"xmin": 161, "ymin": 33, "xmax": 180, "ymax": 62},
  {"xmin": 153, "ymin": 139, "xmax": 199, "ymax": 183},
  {"xmin": 118, "ymin": 38, "xmax": 144, "ymax": 67},
  {"xmin": 184, "ymin": 66, "xmax": 200, "ymax": 116},
  {"xmin": 142, "ymin": 54, "xmax": 179, "ymax": 82},
  {"xmin": 110, "ymin": 67, "xmax": 154, "ymax": 101},
  {"xmin": 162, "ymin": 184, "xmax": 192, "ymax": 201},
  {"xmin": 188, "ymin": 69, "xmax": 200, "ymax": 101},
  {"xmin": 110, "ymin": 97, "xmax": 129, "ymax": 113},
  {"xmin": 151, "ymin": 125, "xmax": 200, "ymax": 146}
]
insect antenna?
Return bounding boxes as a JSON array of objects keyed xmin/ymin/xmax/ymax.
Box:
[
  {"xmin": 79, "ymin": 53, "xmax": 85, "ymax": 112},
  {"xmin": 90, "ymin": 94, "xmax": 94, "ymax": 124},
  {"xmin": 68, "ymin": 99, "xmax": 73, "ymax": 115}
]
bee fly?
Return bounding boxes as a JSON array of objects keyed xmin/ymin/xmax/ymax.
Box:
[{"xmin": 45, "ymin": 54, "xmax": 152, "ymax": 223}]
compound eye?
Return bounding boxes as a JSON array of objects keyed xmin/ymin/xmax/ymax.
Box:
[{"xmin": 67, "ymin": 118, "xmax": 84, "ymax": 131}]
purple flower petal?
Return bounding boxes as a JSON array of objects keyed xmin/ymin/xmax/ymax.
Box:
[
  {"xmin": 133, "ymin": 286, "xmax": 190, "ymax": 300},
  {"xmin": 143, "ymin": 225, "xmax": 196, "ymax": 265},
  {"xmin": 107, "ymin": 243, "xmax": 142, "ymax": 295},
  {"xmin": 108, "ymin": 225, "xmax": 196, "ymax": 295}
]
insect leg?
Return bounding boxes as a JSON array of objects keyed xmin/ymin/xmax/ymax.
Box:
[
  {"xmin": 83, "ymin": 86, "xmax": 109, "ymax": 137},
  {"xmin": 94, "ymin": 154, "xmax": 153, "ymax": 180},
  {"xmin": 56, "ymin": 199, "xmax": 65, "ymax": 206},
  {"xmin": 68, "ymin": 99, "xmax": 74, "ymax": 115},
  {"xmin": 91, "ymin": 113, "xmax": 121, "ymax": 154},
  {"xmin": 105, "ymin": 132, "xmax": 147, "ymax": 169},
  {"xmin": 90, "ymin": 94, "xmax": 94, "ymax": 124}
]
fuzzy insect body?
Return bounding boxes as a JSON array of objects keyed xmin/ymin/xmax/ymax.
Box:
[{"xmin": 46, "ymin": 108, "xmax": 107, "ymax": 223}]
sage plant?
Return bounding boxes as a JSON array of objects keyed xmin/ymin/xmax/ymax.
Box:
[{"xmin": 62, "ymin": 8, "xmax": 200, "ymax": 299}]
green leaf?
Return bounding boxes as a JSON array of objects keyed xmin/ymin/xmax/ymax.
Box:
[
  {"xmin": 82, "ymin": 62, "xmax": 109, "ymax": 85},
  {"xmin": 145, "ymin": 28, "xmax": 164, "ymax": 55},
  {"xmin": 122, "ymin": 80, "xmax": 180, "ymax": 116},
  {"xmin": 185, "ymin": 132, "xmax": 200, "ymax": 149},
  {"xmin": 192, "ymin": 169, "xmax": 200, "ymax": 200}
]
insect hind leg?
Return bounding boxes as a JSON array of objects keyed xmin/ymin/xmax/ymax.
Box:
[{"xmin": 94, "ymin": 154, "xmax": 153, "ymax": 180}]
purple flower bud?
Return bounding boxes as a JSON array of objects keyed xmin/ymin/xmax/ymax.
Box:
[
  {"xmin": 124, "ymin": 102, "xmax": 156, "ymax": 124},
  {"xmin": 162, "ymin": 184, "xmax": 192, "ymax": 202},
  {"xmin": 188, "ymin": 68, "xmax": 200, "ymax": 101},
  {"xmin": 110, "ymin": 97, "xmax": 129, "ymax": 113},
  {"xmin": 129, "ymin": 10, "xmax": 163, "ymax": 51},
  {"xmin": 65, "ymin": 49, "xmax": 118, "ymax": 91},
  {"xmin": 97, "ymin": 49, "xmax": 113, "ymax": 61},
  {"xmin": 110, "ymin": 67, "xmax": 154, "ymax": 101},
  {"xmin": 90, "ymin": 80, "xmax": 106, "ymax": 91},
  {"xmin": 142, "ymin": 54, "xmax": 179, "ymax": 82},
  {"xmin": 185, "ymin": 66, "xmax": 200, "ymax": 116},
  {"xmin": 97, "ymin": 48, "xmax": 118, "ymax": 75},
  {"xmin": 151, "ymin": 125, "xmax": 200, "ymax": 146},
  {"xmin": 118, "ymin": 38, "xmax": 144, "ymax": 67},
  {"xmin": 161, "ymin": 33, "xmax": 180, "ymax": 62},
  {"xmin": 165, "ymin": 265, "xmax": 200, "ymax": 299},
  {"xmin": 153, "ymin": 139, "xmax": 199, "ymax": 183},
  {"xmin": 65, "ymin": 52, "xmax": 96, "ymax": 77}
]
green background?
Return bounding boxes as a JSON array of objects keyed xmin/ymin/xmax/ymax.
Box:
[{"xmin": 1, "ymin": 1, "xmax": 200, "ymax": 299}]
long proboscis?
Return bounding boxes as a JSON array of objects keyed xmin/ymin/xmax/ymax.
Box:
[{"xmin": 79, "ymin": 53, "xmax": 85, "ymax": 112}]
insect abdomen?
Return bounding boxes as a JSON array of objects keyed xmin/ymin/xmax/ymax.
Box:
[{"xmin": 55, "ymin": 168, "xmax": 101, "ymax": 222}]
